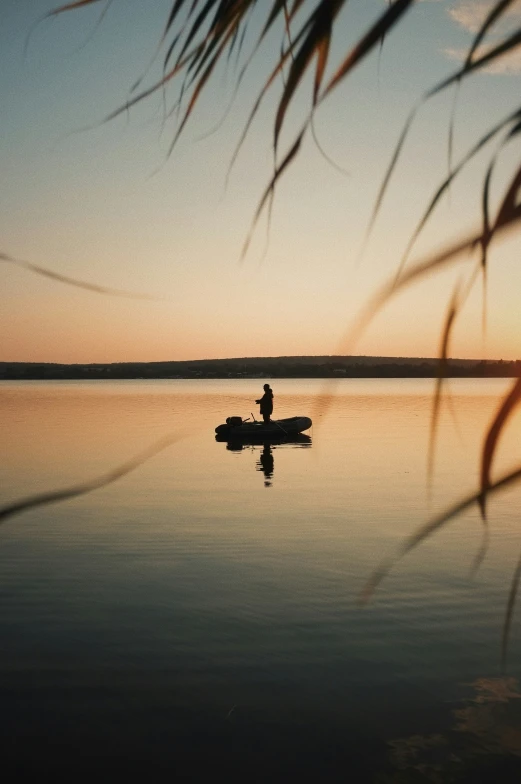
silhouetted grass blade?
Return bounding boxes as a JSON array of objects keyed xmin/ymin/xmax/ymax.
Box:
[
  {"xmin": 427, "ymin": 286, "xmax": 460, "ymax": 490},
  {"xmin": 0, "ymin": 433, "xmax": 186, "ymax": 525},
  {"xmin": 163, "ymin": 0, "xmax": 191, "ymax": 40},
  {"xmin": 321, "ymin": 0, "xmax": 415, "ymax": 99},
  {"xmin": 429, "ymin": 27, "xmax": 521, "ymax": 99},
  {"xmin": 466, "ymin": 0, "xmax": 519, "ymax": 68},
  {"xmin": 0, "ymin": 253, "xmax": 158, "ymax": 299},
  {"xmin": 241, "ymin": 130, "xmax": 304, "ymax": 259},
  {"xmin": 394, "ymin": 108, "xmax": 521, "ymax": 281},
  {"xmin": 274, "ymin": 1, "xmax": 344, "ymax": 151},
  {"xmin": 469, "ymin": 518, "xmax": 490, "ymax": 579},
  {"xmin": 362, "ymin": 462, "xmax": 521, "ymax": 604},
  {"xmin": 480, "ymin": 376, "xmax": 521, "ymax": 519},
  {"xmin": 502, "ymin": 549, "xmax": 521, "ymax": 672},
  {"xmin": 49, "ymin": 0, "xmax": 103, "ymax": 14},
  {"xmin": 310, "ymin": 115, "xmax": 350, "ymax": 177},
  {"xmin": 366, "ymin": 106, "xmax": 418, "ymax": 243}
]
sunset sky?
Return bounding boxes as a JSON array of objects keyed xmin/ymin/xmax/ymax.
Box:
[{"xmin": 2, "ymin": 0, "xmax": 521, "ymax": 363}]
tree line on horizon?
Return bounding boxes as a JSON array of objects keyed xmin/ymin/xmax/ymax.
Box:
[{"xmin": 2, "ymin": 357, "xmax": 520, "ymax": 380}]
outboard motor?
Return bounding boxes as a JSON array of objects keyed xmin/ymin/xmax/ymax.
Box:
[
  {"xmin": 216, "ymin": 415, "xmax": 248, "ymax": 435},
  {"xmin": 225, "ymin": 416, "xmax": 243, "ymax": 427}
]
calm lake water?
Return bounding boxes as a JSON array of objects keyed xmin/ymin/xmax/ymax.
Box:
[{"xmin": 2, "ymin": 378, "xmax": 521, "ymax": 781}]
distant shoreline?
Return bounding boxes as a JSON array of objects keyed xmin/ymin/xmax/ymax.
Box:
[{"xmin": 1, "ymin": 356, "xmax": 519, "ymax": 380}]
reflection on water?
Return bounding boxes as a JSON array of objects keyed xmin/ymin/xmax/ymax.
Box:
[
  {"xmin": 2, "ymin": 379, "xmax": 521, "ymax": 780},
  {"xmin": 218, "ymin": 434, "xmax": 312, "ymax": 487},
  {"xmin": 258, "ymin": 444, "xmax": 274, "ymax": 486},
  {"xmin": 385, "ymin": 677, "xmax": 521, "ymax": 782}
]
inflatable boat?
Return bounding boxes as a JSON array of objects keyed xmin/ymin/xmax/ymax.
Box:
[
  {"xmin": 215, "ymin": 415, "xmax": 312, "ymax": 439},
  {"xmin": 216, "ymin": 432, "xmax": 312, "ymax": 448}
]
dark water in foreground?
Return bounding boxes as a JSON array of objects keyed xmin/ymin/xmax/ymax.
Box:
[{"xmin": 2, "ymin": 379, "xmax": 521, "ymax": 781}]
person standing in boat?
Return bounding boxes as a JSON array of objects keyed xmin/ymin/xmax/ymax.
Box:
[{"xmin": 256, "ymin": 383, "xmax": 274, "ymax": 424}]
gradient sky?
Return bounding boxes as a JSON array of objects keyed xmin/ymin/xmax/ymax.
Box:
[{"xmin": 2, "ymin": 0, "xmax": 521, "ymax": 363}]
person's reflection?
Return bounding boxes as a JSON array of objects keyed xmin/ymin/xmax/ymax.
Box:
[
  {"xmin": 256, "ymin": 443, "xmax": 274, "ymax": 487},
  {"xmin": 220, "ymin": 434, "xmax": 311, "ymax": 487}
]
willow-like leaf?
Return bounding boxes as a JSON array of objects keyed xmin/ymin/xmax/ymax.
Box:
[
  {"xmin": 49, "ymin": 0, "xmax": 103, "ymax": 14},
  {"xmin": 262, "ymin": 0, "xmax": 300, "ymax": 42},
  {"xmin": 315, "ymin": 170, "xmax": 521, "ymax": 431},
  {"xmin": 495, "ymin": 161, "xmax": 521, "ymax": 230},
  {"xmin": 365, "ymin": 104, "xmax": 418, "ymax": 245},
  {"xmin": 174, "ymin": 0, "xmax": 220, "ymax": 67},
  {"xmin": 241, "ymin": 129, "xmax": 304, "ymax": 259},
  {"xmin": 51, "ymin": 0, "xmax": 418, "ymax": 234},
  {"xmin": 69, "ymin": 0, "xmax": 113, "ymax": 57},
  {"xmin": 480, "ymin": 375, "xmax": 521, "ymax": 519},
  {"xmin": 348, "ymin": 233, "xmax": 484, "ymax": 356},
  {"xmin": 273, "ymin": 3, "xmax": 325, "ymax": 140},
  {"xmin": 163, "ymin": 0, "xmax": 191, "ymax": 40},
  {"xmin": 428, "ymin": 26, "xmax": 521, "ymax": 100},
  {"xmin": 248, "ymin": 0, "xmax": 306, "ymax": 76},
  {"xmin": 102, "ymin": 47, "xmax": 203, "ymax": 126},
  {"xmin": 226, "ymin": 29, "xmax": 306, "ymax": 186},
  {"xmin": 393, "ymin": 108, "xmax": 521, "ymax": 283},
  {"xmin": 482, "ymin": 160, "xmax": 494, "ymax": 269},
  {"xmin": 370, "ymin": 19, "xmax": 521, "ymax": 246},
  {"xmin": 274, "ymin": 1, "xmax": 344, "ymax": 151},
  {"xmin": 310, "ymin": 115, "xmax": 351, "ymax": 177},
  {"xmin": 163, "ymin": 28, "xmax": 187, "ymax": 73},
  {"xmin": 447, "ymin": 82, "xmax": 460, "ymax": 187},
  {"xmin": 502, "ymin": 549, "xmax": 521, "ymax": 672},
  {"xmin": 427, "ymin": 286, "xmax": 460, "ymax": 492},
  {"xmin": 233, "ymin": 9, "xmax": 252, "ymax": 70},
  {"xmin": 361, "ymin": 461, "xmax": 521, "ymax": 604},
  {"xmin": 163, "ymin": 1, "xmax": 249, "ymax": 74},
  {"xmin": 465, "ymin": 0, "xmax": 519, "ymax": 67},
  {"xmin": 483, "ymin": 118, "xmax": 521, "ymax": 265},
  {"xmin": 313, "ymin": 213, "xmax": 521, "ymax": 424},
  {"xmin": 282, "ymin": 0, "xmax": 292, "ymax": 47},
  {"xmin": 313, "ymin": 21, "xmax": 331, "ymax": 104},
  {"xmin": 185, "ymin": 5, "xmax": 246, "ymax": 84},
  {"xmin": 194, "ymin": 5, "xmax": 262, "ymax": 141},
  {"xmin": 0, "ymin": 252, "xmax": 158, "ymax": 300},
  {"xmin": 321, "ymin": 0, "xmax": 415, "ymax": 100},
  {"xmin": 428, "ymin": 268, "xmax": 479, "ymax": 493},
  {"xmin": 167, "ymin": 24, "xmax": 239, "ymax": 155},
  {"xmin": 269, "ymin": 0, "xmax": 412, "ymax": 237},
  {"xmin": 469, "ymin": 518, "xmax": 490, "ymax": 579},
  {"xmin": 228, "ymin": 3, "xmax": 254, "ymax": 65},
  {"xmin": 0, "ymin": 432, "xmax": 187, "ymax": 525}
]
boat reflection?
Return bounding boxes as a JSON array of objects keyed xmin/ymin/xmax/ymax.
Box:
[{"xmin": 215, "ymin": 433, "xmax": 311, "ymax": 488}]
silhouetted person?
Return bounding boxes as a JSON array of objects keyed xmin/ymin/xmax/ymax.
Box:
[
  {"xmin": 256, "ymin": 383, "xmax": 273, "ymax": 424},
  {"xmin": 257, "ymin": 443, "xmax": 274, "ymax": 487}
]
